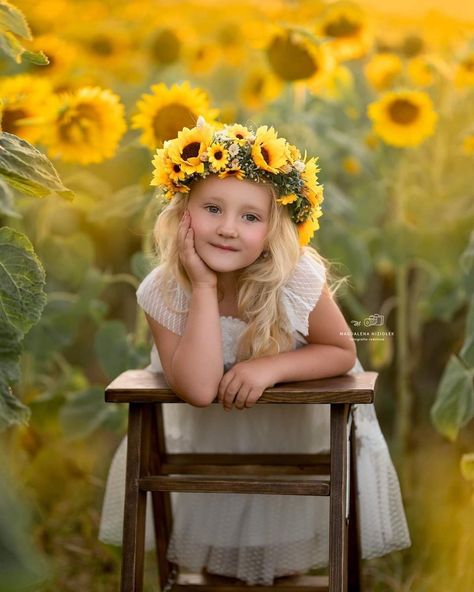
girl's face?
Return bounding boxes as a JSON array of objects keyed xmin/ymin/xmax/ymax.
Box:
[{"xmin": 186, "ymin": 175, "xmax": 271, "ymax": 276}]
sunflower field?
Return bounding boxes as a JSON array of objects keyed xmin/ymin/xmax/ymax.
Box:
[{"xmin": 1, "ymin": 0, "xmax": 473, "ymax": 590}]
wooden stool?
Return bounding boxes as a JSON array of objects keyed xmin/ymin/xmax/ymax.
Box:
[{"xmin": 105, "ymin": 370, "xmax": 378, "ymax": 592}]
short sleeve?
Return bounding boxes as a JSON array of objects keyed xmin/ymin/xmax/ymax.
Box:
[
  {"xmin": 281, "ymin": 251, "xmax": 326, "ymax": 337},
  {"xmin": 136, "ymin": 266, "xmax": 189, "ymax": 336}
]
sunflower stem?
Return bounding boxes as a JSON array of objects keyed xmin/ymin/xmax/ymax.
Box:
[{"xmin": 392, "ymin": 154, "xmax": 413, "ymax": 493}]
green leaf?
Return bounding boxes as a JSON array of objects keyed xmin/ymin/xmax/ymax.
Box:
[
  {"xmin": 0, "ymin": 227, "xmax": 46, "ymax": 431},
  {"xmin": 59, "ymin": 386, "xmax": 126, "ymax": 440},
  {"xmin": 460, "ymin": 230, "xmax": 474, "ymax": 295},
  {"xmin": 130, "ymin": 251, "xmax": 154, "ymax": 281},
  {"xmin": 39, "ymin": 232, "xmax": 95, "ymax": 290},
  {"xmin": 95, "ymin": 320, "xmax": 150, "ymax": 381},
  {"xmin": 0, "ymin": 178, "xmax": 20, "ymax": 218},
  {"xmin": 87, "ymin": 184, "xmax": 151, "ymax": 222},
  {"xmin": 0, "ymin": 132, "xmax": 74, "ymax": 201},
  {"xmin": 459, "ymin": 297, "xmax": 474, "ymax": 367},
  {"xmin": 460, "ymin": 452, "xmax": 474, "ymax": 483},
  {"xmin": 431, "ymin": 355, "xmax": 474, "ymax": 441},
  {"xmin": 0, "ymin": 1, "xmax": 32, "ymax": 39}
]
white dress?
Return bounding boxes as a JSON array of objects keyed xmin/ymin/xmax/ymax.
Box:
[{"xmin": 98, "ymin": 251, "xmax": 411, "ymax": 585}]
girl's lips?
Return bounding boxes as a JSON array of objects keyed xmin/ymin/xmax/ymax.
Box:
[{"xmin": 211, "ymin": 244, "xmax": 238, "ymax": 251}]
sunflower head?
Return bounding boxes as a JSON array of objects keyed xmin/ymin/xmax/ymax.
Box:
[
  {"xmin": 368, "ymin": 89, "xmax": 438, "ymax": 148},
  {"xmin": 150, "ymin": 117, "xmax": 325, "ymax": 245}
]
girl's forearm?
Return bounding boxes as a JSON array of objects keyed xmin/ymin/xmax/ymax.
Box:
[
  {"xmin": 171, "ymin": 285, "xmax": 224, "ymax": 405},
  {"xmin": 268, "ymin": 342, "xmax": 357, "ymax": 384}
]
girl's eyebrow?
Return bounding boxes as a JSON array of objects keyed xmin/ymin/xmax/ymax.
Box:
[{"xmin": 202, "ymin": 196, "xmax": 267, "ymax": 215}]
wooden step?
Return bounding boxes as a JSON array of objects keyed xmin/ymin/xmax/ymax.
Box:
[{"xmin": 138, "ymin": 475, "xmax": 330, "ymax": 496}]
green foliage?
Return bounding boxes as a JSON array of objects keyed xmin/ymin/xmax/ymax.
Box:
[
  {"xmin": 0, "ymin": 132, "xmax": 74, "ymax": 200},
  {"xmin": 0, "ymin": 226, "xmax": 46, "ymax": 431},
  {"xmin": 95, "ymin": 320, "xmax": 149, "ymax": 381},
  {"xmin": 0, "ymin": 0, "xmax": 47, "ymax": 64},
  {"xmin": 59, "ymin": 385, "xmax": 127, "ymax": 440},
  {"xmin": 0, "ymin": 444, "xmax": 49, "ymax": 591},
  {"xmin": 431, "ymin": 233, "xmax": 474, "ymax": 442}
]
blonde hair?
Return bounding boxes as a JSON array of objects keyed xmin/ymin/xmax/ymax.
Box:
[{"xmin": 152, "ymin": 177, "xmax": 344, "ymax": 361}]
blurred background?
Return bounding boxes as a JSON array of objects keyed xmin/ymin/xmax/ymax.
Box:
[{"xmin": 0, "ymin": 0, "xmax": 473, "ymax": 590}]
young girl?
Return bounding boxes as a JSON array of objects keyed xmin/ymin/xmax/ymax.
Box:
[{"xmin": 99, "ymin": 118, "xmax": 411, "ymax": 585}]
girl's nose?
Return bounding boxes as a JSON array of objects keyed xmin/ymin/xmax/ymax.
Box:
[{"xmin": 217, "ymin": 219, "xmax": 238, "ymax": 238}]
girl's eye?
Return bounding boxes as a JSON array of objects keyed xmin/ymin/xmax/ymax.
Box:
[
  {"xmin": 204, "ymin": 206, "xmax": 259, "ymax": 222},
  {"xmin": 244, "ymin": 214, "xmax": 259, "ymax": 222}
]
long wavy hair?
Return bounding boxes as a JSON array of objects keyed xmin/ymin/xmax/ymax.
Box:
[{"xmin": 152, "ymin": 177, "xmax": 344, "ymax": 361}]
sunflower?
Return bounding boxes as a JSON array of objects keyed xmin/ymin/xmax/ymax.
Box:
[
  {"xmin": 240, "ymin": 65, "xmax": 282, "ymax": 110},
  {"xmin": 29, "ymin": 34, "xmax": 77, "ymax": 80},
  {"xmin": 148, "ymin": 28, "xmax": 181, "ymax": 65},
  {"xmin": 367, "ymin": 90, "xmax": 438, "ymax": 148},
  {"xmin": 364, "ymin": 53, "xmax": 403, "ymax": 91},
  {"xmin": 218, "ymin": 166, "xmax": 245, "ymax": 181},
  {"xmin": 407, "ymin": 55, "xmax": 439, "ymax": 87},
  {"xmin": 297, "ymin": 208, "xmax": 323, "ymax": 246},
  {"xmin": 167, "ymin": 124, "xmax": 213, "ymax": 174},
  {"xmin": 252, "ymin": 126, "xmax": 289, "ymax": 173},
  {"xmin": 0, "ymin": 75, "xmax": 54, "ymax": 143},
  {"xmin": 266, "ymin": 29, "xmax": 334, "ymax": 87},
  {"xmin": 208, "ymin": 143, "xmax": 229, "ymax": 172},
  {"xmin": 300, "ymin": 158, "xmax": 323, "ymax": 206},
  {"xmin": 342, "ymin": 156, "xmax": 361, "ymax": 175},
  {"xmin": 225, "ymin": 124, "xmax": 253, "ymax": 143},
  {"xmin": 132, "ymin": 81, "xmax": 219, "ymax": 150},
  {"xmin": 185, "ymin": 42, "xmax": 220, "ymax": 75},
  {"xmin": 277, "ymin": 194, "xmax": 298, "ymax": 205},
  {"xmin": 43, "ymin": 86, "xmax": 126, "ymax": 164},
  {"xmin": 316, "ymin": 0, "xmax": 373, "ymax": 62},
  {"xmin": 454, "ymin": 51, "xmax": 474, "ymax": 88}
]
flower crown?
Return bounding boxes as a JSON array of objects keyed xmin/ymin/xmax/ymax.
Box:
[{"xmin": 150, "ymin": 116, "xmax": 324, "ymax": 246}]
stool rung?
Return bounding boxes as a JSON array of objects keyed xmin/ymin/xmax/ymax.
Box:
[
  {"xmin": 172, "ymin": 572, "xmax": 329, "ymax": 591},
  {"xmin": 139, "ymin": 475, "xmax": 330, "ymax": 496},
  {"xmin": 163, "ymin": 453, "xmax": 330, "ymax": 476}
]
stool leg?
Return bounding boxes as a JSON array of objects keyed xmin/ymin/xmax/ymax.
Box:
[
  {"xmin": 329, "ymin": 404, "xmax": 350, "ymax": 592},
  {"xmin": 121, "ymin": 403, "xmax": 151, "ymax": 592},
  {"xmin": 348, "ymin": 414, "xmax": 362, "ymax": 591},
  {"xmin": 149, "ymin": 404, "xmax": 174, "ymax": 590}
]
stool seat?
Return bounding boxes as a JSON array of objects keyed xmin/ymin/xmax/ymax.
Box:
[{"xmin": 104, "ymin": 370, "xmax": 378, "ymax": 592}]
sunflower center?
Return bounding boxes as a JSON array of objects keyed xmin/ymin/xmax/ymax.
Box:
[
  {"xmin": 261, "ymin": 146, "xmax": 270, "ymax": 164},
  {"xmin": 58, "ymin": 104, "xmax": 99, "ymax": 143},
  {"xmin": 153, "ymin": 104, "xmax": 196, "ymax": 145},
  {"xmin": 182, "ymin": 142, "xmax": 201, "ymax": 160},
  {"xmin": 388, "ymin": 99, "xmax": 420, "ymax": 125},
  {"xmin": 173, "ymin": 164, "xmax": 181, "ymax": 173},
  {"xmin": 214, "ymin": 150, "xmax": 223, "ymax": 160},
  {"xmin": 462, "ymin": 57, "xmax": 474, "ymax": 72},
  {"xmin": 89, "ymin": 35, "xmax": 114, "ymax": 57},
  {"xmin": 151, "ymin": 29, "xmax": 180, "ymax": 65},
  {"xmin": 236, "ymin": 133, "xmax": 244, "ymax": 139},
  {"xmin": 267, "ymin": 35, "xmax": 318, "ymax": 81},
  {"xmin": 0, "ymin": 108, "xmax": 27, "ymax": 133},
  {"xmin": 251, "ymin": 76, "xmax": 265, "ymax": 96},
  {"xmin": 324, "ymin": 16, "xmax": 360, "ymax": 38}
]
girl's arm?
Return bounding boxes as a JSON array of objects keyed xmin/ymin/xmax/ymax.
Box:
[
  {"xmin": 145, "ymin": 284, "xmax": 224, "ymax": 407},
  {"xmin": 267, "ymin": 283, "xmax": 357, "ymax": 384}
]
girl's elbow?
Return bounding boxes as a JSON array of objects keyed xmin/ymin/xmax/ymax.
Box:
[{"xmin": 341, "ymin": 343, "xmax": 357, "ymax": 373}]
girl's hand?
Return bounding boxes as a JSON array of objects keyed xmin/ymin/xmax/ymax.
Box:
[
  {"xmin": 178, "ymin": 210, "xmax": 218, "ymax": 289},
  {"xmin": 217, "ymin": 358, "xmax": 277, "ymax": 411}
]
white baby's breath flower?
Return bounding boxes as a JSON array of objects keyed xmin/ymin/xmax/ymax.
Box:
[
  {"xmin": 196, "ymin": 115, "xmax": 207, "ymax": 127},
  {"xmin": 294, "ymin": 160, "xmax": 305, "ymax": 172},
  {"xmin": 281, "ymin": 164, "xmax": 293, "ymax": 173},
  {"xmin": 231, "ymin": 158, "xmax": 240, "ymax": 168}
]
